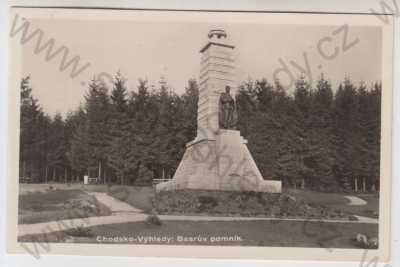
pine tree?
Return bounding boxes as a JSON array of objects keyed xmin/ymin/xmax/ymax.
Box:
[
  {"xmin": 249, "ymin": 79, "xmax": 280, "ymax": 178},
  {"xmin": 236, "ymin": 78, "xmax": 258, "ymax": 137},
  {"xmin": 110, "ymin": 71, "xmax": 128, "ymax": 112},
  {"xmin": 181, "ymin": 79, "xmax": 199, "ymax": 141},
  {"xmin": 307, "ymin": 74, "xmax": 336, "ymax": 191},
  {"xmin": 357, "ymin": 82, "xmax": 381, "ymax": 191},
  {"xmin": 19, "ymin": 76, "xmax": 50, "ymax": 182},
  {"xmin": 166, "ymin": 81, "xmax": 197, "ymax": 178},
  {"xmin": 84, "ymin": 77, "xmax": 110, "ymax": 182},
  {"xmin": 47, "ymin": 113, "xmax": 68, "ymax": 182},
  {"xmin": 107, "ymin": 72, "xmax": 135, "ymax": 184},
  {"xmin": 125, "ymin": 79, "xmax": 154, "ymax": 183},
  {"xmin": 332, "ymin": 77, "xmax": 361, "ymax": 190},
  {"xmin": 369, "ymin": 82, "xmax": 381, "ymax": 191},
  {"xmin": 148, "ymin": 79, "xmax": 178, "ymax": 179},
  {"xmin": 65, "ymin": 106, "xmax": 87, "ymax": 181},
  {"xmin": 292, "ymin": 76, "xmax": 314, "ymax": 188}
]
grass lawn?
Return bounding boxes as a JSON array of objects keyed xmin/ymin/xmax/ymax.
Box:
[
  {"xmin": 19, "ymin": 183, "xmax": 110, "ymax": 194},
  {"xmin": 18, "ymin": 220, "xmax": 378, "ymax": 249},
  {"xmin": 20, "ymin": 183, "xmax": 154, "ymax": 211},
  {"xmin": 19, "ymin": 184, "xmax": 379, "ymax": 220},
  {"xmin": 18, "ymin": 189, "xmax": 111, "ymax": 224},
  {"xmin": 288, "ymin": 189, "xmax": 379, "ymax": 218}
]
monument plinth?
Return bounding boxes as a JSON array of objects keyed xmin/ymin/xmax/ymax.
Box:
[{"xmin": 156, "ymin": 29, "xmax": 281, "ymax": 193}]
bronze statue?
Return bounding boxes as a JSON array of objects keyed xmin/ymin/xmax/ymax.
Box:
[{"xmin": 219, "ymin": 85, "xmax": 238, "ymax": 129}]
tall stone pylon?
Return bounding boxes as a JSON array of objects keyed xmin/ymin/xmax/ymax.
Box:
[
  {"xmin": 197, "ymin": 29, "xmax": 236, "ymax": 139},
  {"xmin": 156, "ymin": 29, "xmax": 282, "ymax": 193}
]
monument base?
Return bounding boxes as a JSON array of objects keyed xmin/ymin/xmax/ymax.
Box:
[{"xmin": 156, "ymin": 130, "xmax": 281, "ymax": 193}]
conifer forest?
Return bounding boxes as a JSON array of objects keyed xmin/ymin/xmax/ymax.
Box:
[{"xmin": 19, "ymin": 73, "xmax": 381, "ymax": 192}]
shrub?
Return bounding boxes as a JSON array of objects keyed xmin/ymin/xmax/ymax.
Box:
[
  {"xmin": 197, "ymin": 196, "xmax": 218, "ymax": 211},
  {"xmin": 65, "ymin": 226, "xmax": 93, "ymax": 237},
  {"xmin": 155, "ymin": 189, "xmax": 344, "ymax": 219},
  {"xmin": 93, "ymin": 198, "xmax": 112, "ymax": 216},
  {"xmin": 348, "ymin": 215, "xmax": 359, "ymax": 221},
  {"xmin": 368, "ymin": 237, "xmax": 379, "ymax": 249},
  {"xmin": 145, "ymin": 213, "xmax": 162, "ymax": 226},
  {"xmin": 354, "ymin": 233, "xmax": 378, "ymax": 249}
]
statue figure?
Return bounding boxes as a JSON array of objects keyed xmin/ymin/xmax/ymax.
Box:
[{"xmin": 219, "ymin": 85, "xmax": 238, "ymax": 129}]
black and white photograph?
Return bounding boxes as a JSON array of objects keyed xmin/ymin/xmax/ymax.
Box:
[{"xmin": 6, "ymin": 7, "xmax": 393, "ymax": 261}]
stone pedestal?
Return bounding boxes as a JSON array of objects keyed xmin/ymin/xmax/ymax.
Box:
[{"xmin": 156, "ymin": 130, "xmax": 281, "ymax": 192}]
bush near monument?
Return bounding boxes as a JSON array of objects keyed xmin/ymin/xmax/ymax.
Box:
[{"xmin": 155, "ymin": 190, "xmax": 349, "ymax": 219}]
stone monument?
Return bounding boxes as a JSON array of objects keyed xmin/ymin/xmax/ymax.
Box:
[{"xmin": 156, "ymin": 29, "xmax": 281, "ymax": 193}]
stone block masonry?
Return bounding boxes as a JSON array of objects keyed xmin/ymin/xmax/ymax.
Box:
[{"xmin": 156, "ymin": 29, "xmax": 281, "ymax": 193}]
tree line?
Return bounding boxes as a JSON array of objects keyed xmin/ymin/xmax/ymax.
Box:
[{"xmin": 19, "ymin": 72, "xmax": 381, "ymax": 192}]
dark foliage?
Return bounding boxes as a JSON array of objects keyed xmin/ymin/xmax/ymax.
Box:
[{"xmin": 19, "ymin": 72, "xmax": 381, "ymax": 192}]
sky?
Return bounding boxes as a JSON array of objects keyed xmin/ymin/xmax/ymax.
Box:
[{"xmin": 21, "ymin": 18, "xmax": 382, "ymax": 117}]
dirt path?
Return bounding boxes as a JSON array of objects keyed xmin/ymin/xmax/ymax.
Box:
[
  {"xmin": 353, "ymin": 215, "xmax": 378, "ymax": 223},
  {"xmin": 88, "ymin": 192, "xmax": 143, "ymax": 214},
  {"xmin": 158, "ymin": 214, "xmax": 378, "ymax": 224},
  {"xmin": 18, "ymin": 213, "xmax": 148, "ymax": 236},
  {"xmin": 345, "ymin": 196, "xmax": 368, "ymax": 206}
]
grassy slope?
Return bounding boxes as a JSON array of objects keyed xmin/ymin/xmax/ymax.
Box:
[
  {"xmin": 19, "ymin": 220, "xmax": 378, "ymax": 249},
  {"xmin": 20, "ymin": 183, "xmax": 155, "ymax": 212},
  {"xmin": 19, "ymin": 183, "xmax": 109, "ymax": 194},
  {"xmin": 289, "ymin": 189, "xmax": 379, "ymax": 218},
  {"xmin": 19, "ymin": 189, "xmax": 111, "ymax": 224}
]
